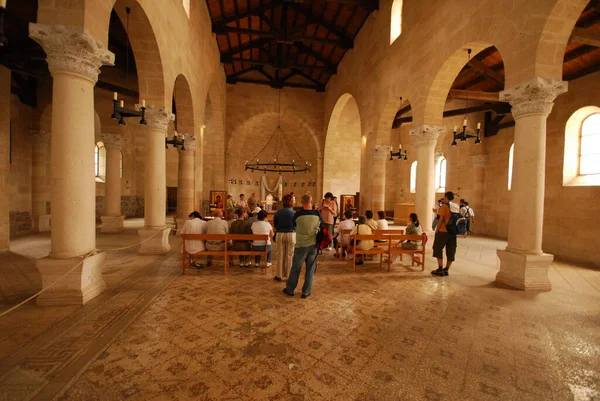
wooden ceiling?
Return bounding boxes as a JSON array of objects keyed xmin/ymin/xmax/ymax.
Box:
[
  {"xmin": 206, "ymin": 0, "xmax": 377, "ymax": 91},
  {"xmin": 392, "ymin": 0, "xmax": 600, "ymax": 131}
]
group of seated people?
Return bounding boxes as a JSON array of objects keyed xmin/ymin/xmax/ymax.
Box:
[
  {"xmin": 180, "ymin": 207, "xmax": 274, "ymax": 268},
  {"xmin": 332, "ymin": 209, "xmax": 423, "ymax": 265}
]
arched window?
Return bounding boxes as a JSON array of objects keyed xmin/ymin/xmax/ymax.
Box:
[
  {"xmin": 564, "ymin": 106, "xmax": 600, "ymax": 187},
  {"xmin": 390, "ymin": 0, "xmax": 403, "ymax": 44},
  {"xmin": 95, "ymin": 141, "xmax": 106, "ymax": 179},
  {"xmin": 434, "ymin": 156, "xmax": 447, "ymax": 192},
  {"xmin": 183, "ymin": 0, "xmax": 190, "ymax": 18},
  {"xmin": 120, "ymin": 152, "xmax": 124, "ymax": 179},
  {"xmin": 580, "ymin": 113, "xmax": 600, "ymax": 175},
  {"xmin": 410, "ymin": 161, "xmax": 417, "ymax": 193},
  {"xmin": 508, "ymin": 143, "xmax": 514, "ymax": 190}
]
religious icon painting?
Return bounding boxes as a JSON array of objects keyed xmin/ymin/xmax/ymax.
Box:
[
  {"xmin": 341, "ymin": 195, "xmax": 356, "ymax": 213},
  {"xmin": 210, "ymin": 190, "xmax": 226, "ymax": 209}
]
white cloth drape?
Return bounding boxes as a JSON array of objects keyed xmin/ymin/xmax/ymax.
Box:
[{"xmin": 260, "ymin": 175, "xmax": 283, "ymax": 203}]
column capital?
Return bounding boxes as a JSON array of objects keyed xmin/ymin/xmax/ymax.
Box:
[
  {"xmin": 409, "ymin": 125, "xmax": 445, "ymax": 147},
  {"xmin": 181, "ymin": 137, "xmax": 196, "ymax": 152},
  {"xmin": 470, "ymin": 154, "xmax": 489, "ymax": 168},
  {"xmin": 500, "ymin": 77, "xmax": 568, "ymax": 118},
  {"xmin": 30, "ymin": 129, "xmax": 50, "ymax": 145},
  {"xmin": 145, "ymin": 106, "xmax": 175, "ymax": 132},
  {"xmin": 29, "ymin": 24, "xmax": 114, "ymax": 83},
  {"xmin": 372, "ymin": 145, "xmax": 392, "ymax": 161},
  {"xmin": 99, "ymin": 133, "xmax": 121, "ymax": 149}
]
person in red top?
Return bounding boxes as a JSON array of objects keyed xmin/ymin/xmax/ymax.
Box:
[{"xmin": 431, "ymin": 191, "xmax": 461, "ymax": 276}]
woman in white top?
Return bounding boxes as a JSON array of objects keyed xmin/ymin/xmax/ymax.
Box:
[
  {"xmin": 251, "ymin": 210, "xmax": 274, "ymax": 267},
  {"xmin": 180, "ymin": 211, "xmax": 208, "ymax": 268},
  {"xmin": 376, "ymin": 211, "xmax": 389, "ymax": 230}
]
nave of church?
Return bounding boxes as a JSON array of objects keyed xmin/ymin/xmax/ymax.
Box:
[{"xmin": 0, "ymin": 0, "xmax": 599, "ymax": 399}]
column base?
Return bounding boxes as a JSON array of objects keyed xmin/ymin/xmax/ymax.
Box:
[
  {"xmin": 496, "ymin": 249, "xmax": 553, "ymax": 291},
  {"xmin": 100, "ymin": 215, "xmax": 125, "ymax": 233},
  {"xmin": 36, "ymin": 252, "xmax": 107, "ymax": 306},
  {"xmin": 138, "ymin": 227, "xmax": 171, "ymax": 255},
  {"xmin": 32, "ymin": 214, "xmax": 51, "ymax": 233}
]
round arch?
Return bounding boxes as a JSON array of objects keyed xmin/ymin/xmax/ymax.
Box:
[
  {"xmin": 172, "ymin": 74, "xmax": 195, "ymax": 133},
  {"xmin": 324, "ymin": 93, "xmax": 362, "ymax": 198}
]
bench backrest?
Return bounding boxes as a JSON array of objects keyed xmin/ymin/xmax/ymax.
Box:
[
  {"xmin": 373, "ymin": 229, "xmax": 405, "ymax": 235},
  {"xmin": 228, "ymin": 234, "xmax": 268, "ymax": 242}
]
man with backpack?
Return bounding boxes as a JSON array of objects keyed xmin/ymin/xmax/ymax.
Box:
[{"xmin": 431, "ymin": 191, "xmax": 462, "ymax": 277}]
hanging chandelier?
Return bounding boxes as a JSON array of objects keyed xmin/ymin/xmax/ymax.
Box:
[
  {"xmin": 245, "ymin": 90, "xmax": 311, "ymax": 174},
  {"xmin": 452, "ymin": 48, "xmax": 482, "ymax": 147},
  {"xmin": 389, "ymin": 143, "xmax": 408, "ymax": 160}
]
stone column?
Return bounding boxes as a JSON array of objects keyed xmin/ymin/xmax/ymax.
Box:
[
  {"xmin": 410, "ymin": 125, "xmax": 445, "ymax": 233},
  {"xmin": 31, "ymin": 130, "xmax": 52, "ymax": 232},
  {"xmin": 371, "ymin": 145, "xmax": 390, "ymax": 212},
  {"xmin": 100, "ymin": 133, "xmax": 124, "ymax": 233},
  {"xmin": 176, "ymin": 136, "xmax": 195, "ymax": 231},
  {"xmin": 0, "ymin": 66, "xmax": 10, "ymax": 252},
  {"xmin": 138, "ymin": 106, "xmax": 174, "ymax": 254},
  {"xmin": 496, "ymin": 77, "xmax": 567, "ymax": 291},
  {"xmin": 30, "ymin": 24, "xmax": 114, "ymax": 305}
]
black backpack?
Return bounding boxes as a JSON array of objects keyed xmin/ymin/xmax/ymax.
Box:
[{"xmin": 447, "ymin": 211, "xmax": 467, "ymax": 236}]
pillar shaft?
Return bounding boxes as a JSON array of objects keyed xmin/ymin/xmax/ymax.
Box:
[
  {"xmin": 371, "ymin": 146, "xmax": 389, "ymax": 212},
  {"xmin": 31, "ymin": 130, "xmax": 50, "ymax": 216},
  {"xmin": 102, "ymin": 134, "xmax": 122, "ymax": 216},
  {"xmin": 0, "ymin": 66, "xmax": 10, "ymax": 252},
  {"xmin": 176, "ymin": 141, "xmax": 196, "ymax": 219},
  {"xmin": 496, "ymin": 77, "xmax": 567, "ymax": 291},
  {"xmin": 410, "ymin": 125, "xmax": 445, "ymax": 232}
]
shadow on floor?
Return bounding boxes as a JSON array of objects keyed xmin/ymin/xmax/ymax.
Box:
[{"xmin": 0, "ymin": 251, "xmax": 41, "ymax": 304}]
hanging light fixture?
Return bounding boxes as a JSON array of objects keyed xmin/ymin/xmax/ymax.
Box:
[
  {"xmin": 0, "ymin": 0, "xmax": 8, "ymax": 47},
  {"xmin": 389, "ymin": 143, "xmax": 408, "ymax": 160},
  {"xmin": 165, "ymin": 131, "xmax": 186, "ymax": 150},
  {"xmin": 452, "ymin": 48, "xmax": 482, "ymax": 147},
  {"xmin": 245, "ymin": 90, "xmax": 311, "ymax": 174}
]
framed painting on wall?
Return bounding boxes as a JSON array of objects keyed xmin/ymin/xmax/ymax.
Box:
[
  {"xmin": 210, "ymin": 190, "xmax": 226, "ymax": 209},
  {"xmin": 340, "ymin": 194, "xmax": 356, "ymax": 215}
]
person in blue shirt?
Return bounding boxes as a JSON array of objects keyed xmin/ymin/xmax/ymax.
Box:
[{"xmin": 273, "ymin": 194, "xmax": 296, "ymax": 281}]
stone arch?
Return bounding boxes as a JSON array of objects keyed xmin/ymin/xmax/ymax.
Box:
[
  {"xmin": 422, "ymin": 41, "xmax": 500, "ymax": 126},
  {"xmin": 324, "ymin": 93, "xmax": 362, "ymax": 198},
  {"xmin": 226, "ymin": 111, "xmax": 321, "ymax": 199},
  {"xmin": 172, "ymin": 74, "xmax": 195, "ymax": 133},
  {"xmin": 111, "ymin": 0, "xmax": 166, "ymax": 106},
  {"xmin": 534, "ymin": 0, "xmax": 589, "ymax": 81}
]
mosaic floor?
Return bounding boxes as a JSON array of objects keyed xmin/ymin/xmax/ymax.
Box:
[{"xmin": 0, "ymin": 223, "xmax": 599, "ymax": 401}]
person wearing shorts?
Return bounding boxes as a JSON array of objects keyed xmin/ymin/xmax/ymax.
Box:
[{"xmin": 431, "ymin": 191, "xmax": 460, "ymax": 276}]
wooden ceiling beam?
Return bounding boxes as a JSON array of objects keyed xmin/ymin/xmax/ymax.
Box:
[
  {"xmin": 226, "ymin": 76, "xmax": 321, "ymax": 91},
  {"xmin": 320, "ymin": 0, "xmax": 379, "ymax": 11},
  {"xmin": 570, "ymin": 27, "xmax": 600, "ymax": 47},
  {"xmin": 293, "ymin": 42, "xmax": 337, "ymax": 70},
  {"xmin": 392, "ymin": 103, "xmax": 511, "ymax": 128},
  {"xmin": 212, "ymin": 25, "xmax": 352, "ymax": 48},
  {"xmin": 290, "ymin": 68, "xmax": 326, "ymax": 91},
  {"xmin": 467, "ymin": 58, "xmax": 505, "ymax": 85},
  {"xmin": 226, "ymin": 57, "xmax": 336, "ymax": 73},
  {"xmin": 448, "ymin": 89, "xmax": 500, "ymax": 102},
  {"xmin": 564, "ymin": 44, "xmax": 597, "ymax": 62},
  {"xmin": 214, "ymin": 3, "xmax": 274, "ymax": 26},
  {"xmin": 220, "ymin": 38, "xmax": 270, "ymax": 59},
  {"xmin": 286, "ymin": 2, "xmax": 354, "ymax": 48}
]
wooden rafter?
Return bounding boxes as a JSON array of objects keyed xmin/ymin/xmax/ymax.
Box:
[
  {"xmin": 225, "ymin": 57, "xmax": 336, "ymax": 73},
  {"xmin": 467, "ymin": 58, "xmax": 505, "ymax": 86},
  {"xmin": 392, "ymin": 103, "xmax": 511, "ymax": 128},
  {"xmin": 321, "ymin": 0, "xmax": 379, "ymax": 11},
  {"xmin": 448, "ymin": 89, "xmax": 500, "ymax": 102},
  {"xmin": 570, "ymin": 27, "xmax": 600, "ymax": 47},
  {"xmin": 286, "ymin": 2, "xmax": 354, "ymax": 48}
]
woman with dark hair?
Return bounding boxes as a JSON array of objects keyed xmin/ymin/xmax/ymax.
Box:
[
  {"xmin": 376, "ymin": 211, "xmax": 389, "ymax": 230},
  {"xmin": 251, "ymin": 209, "xmax": 274, "ymax": 267},
  {"xmin": 401, "ymin": 213, "xmax": 423, "ymax": 250},
  {"xmin": 347, "ymin": 215, "xmax": 374, "ymax": 265},
  {"xmin": 273, "ymin": 194, "xmax": 296, "ymax": 281}
]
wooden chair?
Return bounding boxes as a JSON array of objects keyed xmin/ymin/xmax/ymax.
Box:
[
  {"xmin": 181, "ymin": 234, "xmax": 228, "ymax": 274},
  {"xmin": 337, "ymin": 229, "xmax": 353, "ymax": 258},
  {"xmin": 227, "ymin": 234, "xmax": 269, "ymax": 274},
  {"xmin": 387, "ymin": 233, "xmax": 428, "ymax": 271},
  {"xmin": 348, "ymin": 234, "xmax": 390, "ymax": 271}
]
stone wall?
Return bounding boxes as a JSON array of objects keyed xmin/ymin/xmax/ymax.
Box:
[
  {"xmin": 10, "ymin": 212, "xmax": 32, "ymax": 237},
  {"xmin": 95, "ymin": 196, "xmax": 143, "ymax": 221}
]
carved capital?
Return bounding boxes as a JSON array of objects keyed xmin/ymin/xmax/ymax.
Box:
[
  {"xmin": 145, "ymin": 106, "xmax": 175, "ymax": 133},
  {"xmin": 99, "ymin": 133, "xmax": 121, "ymax": 149},
  {"xmin": 180, "ymin": 134, "xmax": 196, "ymax": 152},
  {"xmin": 30, "ymin": 129, "xmax": 50, "ymax": 145},
  {"xmin": 470, "ymin": 154, "xmax": 489, "ymax": 168},
  {"xmin": 409, "ymin": 125, "xmax": 445, "ymax": 147},
  {"xmin": 500, "ymin": 77, "xmax": 567, "ymax": 119},
  {"xmin": 29, "ymin": 24, "xmax": 114, "ymax": 82},
  {"xmin": 372, "ymin": 145, "xmax": 392, "ymax": 161}
]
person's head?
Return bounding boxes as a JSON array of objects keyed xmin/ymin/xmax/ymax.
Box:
[
  {"xmin": 257, "ymin": 210, "xmax": 268, "ymax": 221},
  {"xmin": 464, "ymin": 201, "xmax": 469, "ymax": 206},
  {"xmin": 240, "ymin": 194, "xmax": 245, "ymax": 199},
  {"xmin": 251, "ymin": 193, "xmax": 256, "ymax": 198},
  {"xmin": 460, "ymin": 198, "xmax": 466, "ymax": 206},
  {"xmin": 409, "ymin": 213, "xmax": 420, "ymax": 227},
  {"xmin": 235, "ymin": 208, "xmax": 247, "ymax": 219},
  {"xmin": 227, "ymin": 194, "xmax": 232, "ymax": 199},
  {"xmin": 301, "ymin": 194, "xmax": 312, "ymax": 208},
  {"xmin": 213, "ymin": 210, "xmax": 223, "ymax": 218},
  {"xmin": 332, "ymin": 196, "xmax": 337, "ymax": 201},
  {"xmin": 282, "ymin": 194, "xmax": 294, "ymax": 208},
  {"xmin": 365, "ymin": 210, "xmax": 374, "ymax": 219},
  {"xmin": 377, "ymin": 211, "xmax": 385, "ymax": 220},
  {"xmin": 324, "ymin": 192, "xmax": 333, "ymax": 200},
  {"xmin": 189, "ymin": 211, "xmax": 201, "ymax": 219},
  {"xmin": 344, "ymin": 210, "xmax": 353, "ymax": 219},
  {"xmin": 444, "ymin": 191, "xmax": 455, "ymax": 202},
  {"xmin": 358, "ymin": 215, "xmax": 367, "ymax": 224}
]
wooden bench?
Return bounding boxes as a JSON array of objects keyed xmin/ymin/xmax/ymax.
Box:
[
  {"xmin": 181, "ymin": 233, "xmax": 269, "ymax": 274},
  {"xmin": 386, "ymin": 233, "xmax": 428, "ymax": 272},
  {"xmin": 335, "ymin": 228, "xmax": 353, "ymax": 257},
  {"xmin": 348, "ymin": 234, "xmax": 391, "ymax": 271}
]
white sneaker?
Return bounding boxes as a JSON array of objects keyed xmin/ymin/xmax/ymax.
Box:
[{"xmin": 266, "ymin": 262, "xmax": 272, "ymax": 267}]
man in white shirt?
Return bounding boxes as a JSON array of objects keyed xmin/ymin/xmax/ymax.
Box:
[
  {"xmin": 334, "ymin": 210, "xmax": 356, "ymax": 257},
  {"xmin": 180, "ymin": 211, "xmax": 208, "ymax": 268},
  {"xmin": 237, "ymin": 194, "xmax": 249, "ymax": 212},
  {"xmin": 205, "ymin": 210, "xmax": 229, "ymax": 266},
  {"xmin": 460, "ymin": 201, "xmax": 475, "ymax": 235}
]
